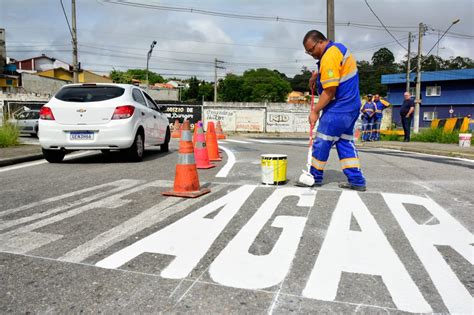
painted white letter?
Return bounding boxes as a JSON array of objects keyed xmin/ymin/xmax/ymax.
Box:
[
  {"xmin": 96, "ymin": 185, "xmax": 256, "ymax": 279},
  {"xmin": 209, "ymin": 188, "xmax": 315, "ymax": 289},
  {"xmin": 383, "ymin": 193, "xmax": 473, "ymax": 314},
  {"xmin": 303, "ymin": 191, "xmax": 431, "ymax": 313}
]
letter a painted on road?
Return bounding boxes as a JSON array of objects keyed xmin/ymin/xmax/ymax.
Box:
[
  {"xmin": 210, "ymin": 188, "xmax": 315, "ymax": 289},
  {"xmin": 95, "ymin": 185, "xmax": 256, "ymax": 279},
  {"xmin": 383, "ymin": 193, "xmax": 474, "ymax": 314},
  {"xmin": 303, "ymin": 191, "xmax": 431, "ymax": 313}
]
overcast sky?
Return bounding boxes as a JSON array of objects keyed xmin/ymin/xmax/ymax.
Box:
[{"xmin": 1, "ymin": 0, "xmax": 473, "ymax": 81}]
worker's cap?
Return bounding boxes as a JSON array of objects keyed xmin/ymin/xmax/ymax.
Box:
[{"xmin": 367, "ymin": 94, "xmax": 373, "ymax": 97}]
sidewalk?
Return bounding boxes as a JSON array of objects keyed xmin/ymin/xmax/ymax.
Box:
[
  {"xmin": 357, "ymin": 141, "xmax": 474, "ymax": 160},
  {"xmin": 0, "ymin": 145, "xmax": 43, "ymax": 167}
]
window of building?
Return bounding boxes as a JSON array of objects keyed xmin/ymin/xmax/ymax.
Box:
[
  {"xmin": 426, "ymin": 86, "xmax": 441, "ymax": 97},
  {"xmin": 423, "ymin": 111, "xmax": 438, "ymax": 121}
]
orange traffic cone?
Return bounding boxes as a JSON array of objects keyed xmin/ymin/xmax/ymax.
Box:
[
  {"xmin": 206, "ymin": 121, "xmax": 222, "ymax": 161},
  {"xmin": 193, "ymin": 120, "xmax": 201, "ymax": 146},
  {"xmin": 216, "ymin": 121, "xmax": 226, "ymax": 140},
  {"xmin": 162, "ymin": 120, "xmax": 211, "ymax": 198},
  {"xmin": 194, "ymin": 122, "xmax": 216, "ymax": 169},
  {"xmin": 171, "ymin": 120, "xmax": 181, "ymax": 139}
]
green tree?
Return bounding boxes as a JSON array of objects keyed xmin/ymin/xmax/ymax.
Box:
[
  {"xmin": 372, "ymin": 47, "xmax": 395, "ymax": 66},
  {"xmin": 290, "ymin": 67, "xmax": 313, "ymax": 92},
  {"xmin": 218, "ymin": 74, "xmax": 245, "ymax": 102},
  {"xmin": 198, "ymin": 82, "xmax": 214, "ymax": 102},
  {"xmin": 182, "ymin": 76, "xmax": 200, "ymax": 101},
  {"xmin": 241, "ymin": 68, "xmax": 292, "ymax": 102},
  {"xmin": 109, "ymin": 69, "xmax": 164, "ymax": 84},
  {"xmin": 444, "ymin": 56, "xmax": 474, "ymax": 69}
]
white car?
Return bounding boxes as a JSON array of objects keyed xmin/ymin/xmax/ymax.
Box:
[{"xmin": 39, "ymin": 83, "xmax": 170, "ymax": 163}]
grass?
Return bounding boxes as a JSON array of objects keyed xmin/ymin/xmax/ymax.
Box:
[
  {"xmin": 381, "ymin": 128, "xmax": 473, "ymax": 145},
  {"xmin": 411, "ymin": 128, "xmax": 473, "ymax": 144},
  {"xmin": 380, "ymin": 133, "xmax": 403, "ymax": 141},
  {"xmin": 0, "ymin": 122, "xmax": 20, "ymax": 148}
]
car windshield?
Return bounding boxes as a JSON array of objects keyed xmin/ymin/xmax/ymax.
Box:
[{"xmin": 55, "ymin": 86, "xmax": 125, "ymax": 102}]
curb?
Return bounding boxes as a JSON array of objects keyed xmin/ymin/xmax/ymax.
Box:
[
  {"xmin": 357, "ymin": 144, "xmax": 474, "ymax": 160},
  {"xmin": 0, "ymin": 154, "xmax": 44, "ymax": 167}
]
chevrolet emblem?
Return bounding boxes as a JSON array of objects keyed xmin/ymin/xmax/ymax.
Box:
[{"xmin": 76, "ymin": 109, "xmax": 87, "ymax": 113}]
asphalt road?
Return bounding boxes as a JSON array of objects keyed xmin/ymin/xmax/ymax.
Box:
[{"xmin": 1, "ymin": 137, "xmax": 473, "ymax": 314}]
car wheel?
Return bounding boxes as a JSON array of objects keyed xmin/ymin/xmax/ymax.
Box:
[
  {"xmin": 160, "ymin": 127, "xmax": 170, "ymax": 152},
  {"xmin": 42, "ymin": 149, "xmax": 65, "ymax": 163},
  {"xmin": 125, "ymin": 131, "xmax": 144, "ymax": 162}
]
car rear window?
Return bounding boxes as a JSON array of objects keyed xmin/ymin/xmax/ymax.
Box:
[{"xmin": 55, "ymin": 86, "xmax": 125, "ymax": 102}]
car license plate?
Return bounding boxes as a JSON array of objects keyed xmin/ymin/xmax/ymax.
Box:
[{"xmin": 70, "ymin": 131, "xmax": 94, "ymax": 140}]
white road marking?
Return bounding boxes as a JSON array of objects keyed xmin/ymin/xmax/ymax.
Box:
[
  {"xmin": 95, "ymin": 185, "xmax": 256, "ymax": 279},
  {"xmin": 224, "ymin": 139, "xmax": 251, "ymax": 144},
  {"xmin": 0, "ymin": 179, "xmax": 139, "ymax": 218},
  {"xmin": 375, "ymin": 148, "xmax": 474, "ymax": 163},
  {"xmin": 215, "ymin": 145, "xmax": 236, "ymax": 178},
  {"xmin": 383, "ymin": 193, "xmax": 474, "ymax": 314},
  {"xmin": 0, "ymin": 180, "xmax": 143, "ymax": 230},
  {"xmin": 303, "ymin": 191, "xmax": 431, "ymax": 313},
  {"xmin": 210, "ymin": 188, "xmax": 316, "ymax": 289},
  {"xmin": 0, "ymin": 180, "xmax": 169, "ymax": 253},
  {"xmin": 0, "ymin": 151, "xmax": 98, "ymax": 173},
  {"xmin": 245, "ymin": 138, "xmax": 308, "ymax": 144},
  {"xmin": 59, "ymin": 184, "xmax": 226, "ymax": 263}
]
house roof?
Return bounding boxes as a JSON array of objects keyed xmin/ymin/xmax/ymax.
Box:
[
  {"xmin": 381, "ymin": 69, "xmax": 474, "ymax": 85},
  {"xmin": 15, "ymin": 54, "xmax": 70, "ymax": 65}
]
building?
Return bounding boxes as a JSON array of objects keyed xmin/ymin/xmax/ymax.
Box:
[
  {"xmin": 14, "ymin": 54, "xmax": 70, "ymax": 73},
  {"xmin": 36, "ymin": 67, "xmax": 112, "ymax": 83},
  {"xmin": 287, "ymin": 91, "xmax": 310, "ymax": 104},
  {"xmin": 381, "ymin": 69, "xmax": 474, "ymax": 128}
]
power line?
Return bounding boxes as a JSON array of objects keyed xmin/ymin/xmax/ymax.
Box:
[
  {"xmin": 59, "ymin": 0, "xmax": 74, "ymax": 39},
  {"xmin": 363, "ymin": 0, "xmax": 407, "ymax": 51},
  {"xmin": 101, "ymin": 0, "xmax": 418, "ymax": 30}
]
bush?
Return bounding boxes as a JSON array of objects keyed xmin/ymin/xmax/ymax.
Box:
[
  {"xmin": 0, "ymin": 123, "xmax": 20, "ymax": 147},
  {"xmin": 381, "ymin": 133, "xmax": 402, "ymax": 141},
  {"xmin": 411, "ymin": 128, "xmax": 473, "ymax": 144}
]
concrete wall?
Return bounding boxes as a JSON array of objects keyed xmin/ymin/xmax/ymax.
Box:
[
  {"xmin": 203, "ymin": 102, "xmax": 313, "ymax": 133},
  {"xmin": 147, "ymin": 89, "xmax": 179, "ymax": 101},
  {"xmin": 21, "ymin": 72, "xmax": 67, "ymax": 96}
]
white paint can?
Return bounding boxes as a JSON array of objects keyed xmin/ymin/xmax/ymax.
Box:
[
  {"xmin": 261, "ymin": 154, "xmax": 287, "ymax": 185},
  {"xmin": 458, "ymin": 133, "xmax": 472, "ymax": 148}
]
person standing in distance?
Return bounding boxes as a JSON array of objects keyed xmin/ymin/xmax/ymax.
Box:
[
  {"xmin": 400, "ymin": 92, "xmax": 415, "ymax": 142},
  {"xmin": 303, "ymin": 30, "xmax": 366, "ymax": 191},
  {"xmin": 361, "ymin": 94, "xmax": 376, "ymax": 142}
]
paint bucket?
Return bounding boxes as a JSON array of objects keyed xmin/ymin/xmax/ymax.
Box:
[
  {"xmin": 261, "ymin": 154, "xmax": 287, "ymax": 185},
  {"xmin": 458, "ymin": 133, "xmax": 472, "ymax": 148}
]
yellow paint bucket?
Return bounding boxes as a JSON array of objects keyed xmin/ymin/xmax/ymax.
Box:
[{"xmin": 261, "ymin": 154, "xmax": 287, "ymax": 185}]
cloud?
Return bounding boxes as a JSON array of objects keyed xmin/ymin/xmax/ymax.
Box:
[{"xmin": 1, "ymin": 0, "xmax": 472, "ymax": 80}]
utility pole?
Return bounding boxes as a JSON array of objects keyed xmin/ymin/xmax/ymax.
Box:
[
  {"xmin": 214, "ymin": 58, "xmax": 224, "ymax": 103},
  {"xmin": 327, "ymin": 0, "xmax": 335, "ymax": 41},
  {"xmin": 414, "ymin": 23, "xmax": 426, "ymax": 134},
  {"xmin": 146, "ymin": 40, "xmax": 157, "ymax": 91},
  {"xmin": 71, "ymin": 0, "xmax": 79, "ymax": 83},
  {"xmin": 405, "ymin": 32, "xmax": 412, "ymax": 93}
]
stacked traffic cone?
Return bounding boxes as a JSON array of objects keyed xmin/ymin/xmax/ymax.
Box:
[
  {"xmin": 193, "ymin": 120, "xmax": 201, "ymax": 146},
  {"xmin": 171, "ymin": 120, "xmax": 181, "ymax": 139},
  {"xmin": 194, "ymin": 122, "xmax": 216, "ymax": 169},
  {"xmin": 162, "ymin": 120, "xmax": 211, "ymax": 198},
  {"xmin": 206, "ymin": 121, "xmax": 222, "ymax": 161},
  {"xmin": 354, "ymin": 128, "xmax": 361, "ymax": 142},
  {"xmin": 216, "ymin": 121, "xmax": 226, "ymax": 140}
]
